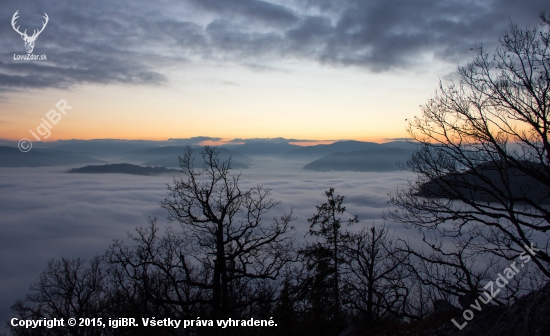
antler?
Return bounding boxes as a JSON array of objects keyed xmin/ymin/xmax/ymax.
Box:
[
  {"xmin": 31, "ymin": 13, "xmax": 49, "ymax": 38},
  {"xmin": 11, "ymin": 11, "xmax": 49, "ymax": 38},
  {"xmin": 11, "ymin": 10, "xmax": 27, "ymax": 37}
]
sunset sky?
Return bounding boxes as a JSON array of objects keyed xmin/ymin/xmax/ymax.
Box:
[{"xmin": 0, "ymin": 0, "xmax": 547, "ymax": 143}]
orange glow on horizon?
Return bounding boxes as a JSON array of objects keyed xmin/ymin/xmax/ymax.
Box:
[{"xmin": 0, "ymin": 134, "xmax": 407, "ymax": 145}]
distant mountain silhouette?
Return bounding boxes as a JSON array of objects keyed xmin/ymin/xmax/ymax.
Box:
[
  {"xmin": 67, "ymin": 163, "xmax": 180, "ymax": 176},
  {"xmin": 285, "ymin": 141, "xmax": 380, "ymax": 159},
  {"xmin": 303, "ymin": 148, "xmax": 415, "ymax": 172},
  {"xmin": 379, "ymin": 141, "xmax": 420, "ymax": 150},
  {"xmin": 49, "ymin": 140, "xmax": 156, "ymax": 158},
  {"xmin": 223, "ymin": 141, "xmax": 300, "ymax": 156},
  {"xmin": 123, "ymin": 146, "xmax": 201, "ymax": 163},
  {"xmin": 417, "ymin": 160, "xmax": 550, "ymax": 204},
  {"xmin": 0, "ymin": 146, "xmax": 104, "ymax": 167},
  {"xmin": 285, "ymin": 141, "xmax": 419, "ymax": 160},
  {"xmin": 141, "ymin": 147, "xmax": 251, "ymax": 168},
  {"xmin": 17, "ymin": 139, "xmax": 206, "ymax": 159},
  {"xmin": 0, "ymin": 139, "xmax": 420, "ymax": 168}
]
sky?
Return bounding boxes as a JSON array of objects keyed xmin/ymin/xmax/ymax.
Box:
[{"xmin": 0, "ymin": 0, "xmax": 548, "ymax": 142}]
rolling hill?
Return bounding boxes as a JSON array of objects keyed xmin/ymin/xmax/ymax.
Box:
[
  {"xmin": 223, "ymin": 141, "xmax": 300, "ymax": 156},
  {"xmin": 139, "ymin": 147, "xmax": 252, "ymax": 168},
  {"xmin": 0, "ymin": 146, "xmax": 104, "ymax": 167},
  {"xmin": 303, "ymin": 148, "xmax": 415, "ymax": 172},
  {"xmin": 67, "ymin": 163, "xmax": 180, "ymax": 176},
  {"xmin": 417, "ymin": 161, "xmax": 550, "ymax": 204}
]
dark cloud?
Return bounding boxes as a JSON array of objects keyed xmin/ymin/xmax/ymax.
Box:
[
  {"xmin": 188, "ymin": 0, "xmax": 548, "ymax": 71},
  {"xmin": 189, "ymin": 0, "xmax": 300, "ymax": 27},
  {"xmin": 227, "ymin": 137, "xmax": 292, "ymax": 143},
  {"xmin": 241, "ymin": 62, "xmax": 290, "ymax": 73},
  {"xmin": 0, "ymin": 0, "xmax": 547, "ymax": 90},
  {"xmin": 199, "ymin": 78, "xmax": 240, "ymax": 86},
  {"xmin": 0, "ymin": 0, "xmax": 171, "ymax": 91},
  {"xmin": 219, "ymin": 80, "xmax": 238, "ymax": 86},
  {"xmin": 226, "ymin": 137, "xmax": 339, "ymax": 143},
  {"xmin": 167, "ymin": 136, "xmax": 223, "ymax": 144}
]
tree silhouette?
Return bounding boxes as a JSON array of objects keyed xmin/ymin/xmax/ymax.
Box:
[
  {"xmin": 160, "ymin": 146, "xmax": 296, "ymax": 321},
  {"xmin": 343, "ymin": 225, "xmax": 410, "ymax": 328},
  {"xmin": 388, "ymin": 12, "xmax": 550, "ymax": 283},
  {"xmin": 11, "ymin": 257, "xmax": 106, "ymax": 336},
  {"xmin": 298, "ymin": 188, "xmax": 357, "ymax": 335}
]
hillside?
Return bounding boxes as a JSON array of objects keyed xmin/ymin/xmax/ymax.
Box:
[
  {"xmin": 140, "ymin": 147, "xmax": 251, "ymax": 168},
  {"xmin": 303, "ymin": 148, "xmax": 414, "ymax": 172},
  {"xmin": 67, "ymin": 163, "xmax": 180, "ymax": 176},
  {"xmin": 417, "ymin": 160, "xmax": 550, "ymax": 204},
  {"xmin": 0, "ymin": 146, "xmax": 104, "ymax": 167}
]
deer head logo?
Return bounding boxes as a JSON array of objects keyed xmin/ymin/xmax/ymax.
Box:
[{"xmin": 11, "ymin": 11, "xmax": 49, "ymax": 54}]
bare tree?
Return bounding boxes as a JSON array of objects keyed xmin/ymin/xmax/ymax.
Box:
[
  {"xmin": 342, "ymin": 225, "xmax": 411, "ymax": 327},
  {"xmin": 104, "ymin": 219, "xmax": 208, "ymax": 322},
  {"xmin": 388, "ymin": 12, "xmax": 550, "ymax": 284},
  {"xmin": 160, "ymin": 146, "xmax": 296, "ymax": 320},
  {"xmin": 11, "ymin": 257, "xmax": 106, "ymax": 336},
  {"xmin": 399, "ymin": 234, "xmax": 510, "ymax": 306}
]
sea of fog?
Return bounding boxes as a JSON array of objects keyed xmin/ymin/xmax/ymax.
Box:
[{"xmin": 0, "ymin": 157, "xmax": 418, "ymax": 327}]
